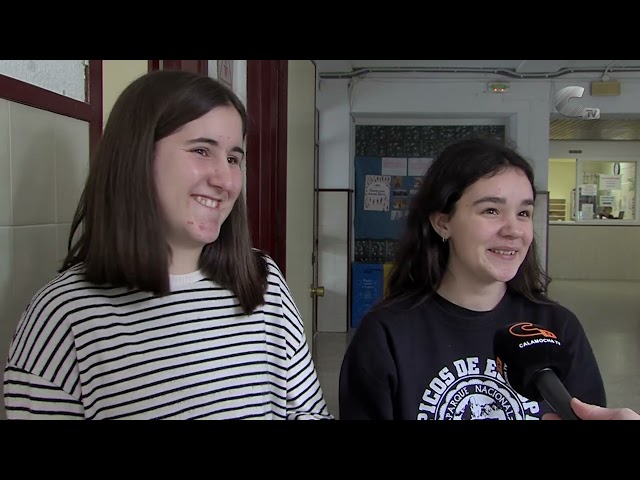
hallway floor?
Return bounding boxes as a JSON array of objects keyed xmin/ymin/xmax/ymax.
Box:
[{"xmin": 313, "ymin": 279, "xmax": 640, "ymax": 419}]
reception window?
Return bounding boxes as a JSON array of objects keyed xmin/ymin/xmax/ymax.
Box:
[{"xmin": 549, "ymin": 158, "xmax": 638, "ymax": 223}]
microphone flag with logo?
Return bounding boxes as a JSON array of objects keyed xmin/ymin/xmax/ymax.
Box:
[{"xmin": 493, "ymin": 322, "xmax": 572, "ymax": 402}]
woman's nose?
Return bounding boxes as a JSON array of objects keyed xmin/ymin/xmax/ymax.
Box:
[
  {"xmin": 500, "ymin": 215, "xmax": 524, "ymax": 238},
  {"xmin": 207, "ymin": 156, "xmax": 234, "ymax": 191}
]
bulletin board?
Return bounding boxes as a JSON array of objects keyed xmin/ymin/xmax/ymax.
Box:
[
  {"xmin": 354, "ymin": 156, "xmax": 432, "ymax": 239},
  {"xmin": 350, "ymin": 124, "xmax": 507, "ymax": 330}
]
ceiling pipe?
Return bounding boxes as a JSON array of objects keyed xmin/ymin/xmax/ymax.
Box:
[{"xmin": 318, "ymin": 66, "xmax": 640, "ymax": 80}]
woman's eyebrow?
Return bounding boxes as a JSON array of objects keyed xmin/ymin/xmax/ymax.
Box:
[
  {"xmin": 472, "ymin": 196, "xmax": 534, "ymax": 206},
  {"xmin": 186, "ymin": 137, "xmax": 245, "ymax": 156}
]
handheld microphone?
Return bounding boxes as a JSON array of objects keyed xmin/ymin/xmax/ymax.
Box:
[{"xmin": 493, "ymin": 322, "xmax": 579, "ymax": 420}]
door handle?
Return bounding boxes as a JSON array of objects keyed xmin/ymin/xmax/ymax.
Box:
[{"xmin": 310, "ymin": 284, "xmax": 325, "ymax": 298}]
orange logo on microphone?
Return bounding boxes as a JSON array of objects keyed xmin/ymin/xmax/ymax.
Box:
[{"xmin": 508, "ymin": 322, "xmax": 557, "ymax": 339}]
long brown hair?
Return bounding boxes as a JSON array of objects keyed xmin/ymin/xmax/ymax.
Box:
[
  {"xmin": 62, "ymin": 70, "xmax": 268, "ymax": 314},
  {"xmin": 383, "ymin": 136, "xmax": 551, "ymax": 309}
]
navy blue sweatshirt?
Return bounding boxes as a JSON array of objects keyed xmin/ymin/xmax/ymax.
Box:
[{"xmin": 339, "ymin": 290, "xmax": 606, "ymax": 420}]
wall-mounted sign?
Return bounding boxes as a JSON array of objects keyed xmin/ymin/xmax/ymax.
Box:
[{"xmin": 598, "ymin": 174, "xmax": 622, "ymax": 190}]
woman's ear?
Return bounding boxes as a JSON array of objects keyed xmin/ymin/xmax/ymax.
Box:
[{"xmin": 429, "ymin": 212, "xmax": 451, "ymax": 241}]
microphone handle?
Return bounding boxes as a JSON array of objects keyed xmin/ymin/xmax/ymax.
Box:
[{"xmin": 534, "ymin": 368, "xmax": 580, "ymax": 420}]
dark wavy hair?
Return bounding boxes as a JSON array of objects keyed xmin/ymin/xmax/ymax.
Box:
[
  {"xmin": 382, "ymin": 136, "xmax": 551, "ymax": 309},
  {"xmin": 62, "ymin": 70, "xmax": 268, "ymax": 314}
]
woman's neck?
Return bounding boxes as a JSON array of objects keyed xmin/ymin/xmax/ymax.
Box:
[
  {"xmin": 436, "ymin": 271, "xmax": 507, "ymax": 312},
  {"xmin": 168, "ymin": 248, "xmax": 202, "ymax": 275}
]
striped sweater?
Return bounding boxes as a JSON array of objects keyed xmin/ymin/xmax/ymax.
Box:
[{"xmin": 3, "ymin": 256, "xmax": 333, "ymax": 420}]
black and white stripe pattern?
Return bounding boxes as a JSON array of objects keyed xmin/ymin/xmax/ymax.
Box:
[{"xmin": 4, "ymin": 257, "xmax": 333, "ymax": 420}]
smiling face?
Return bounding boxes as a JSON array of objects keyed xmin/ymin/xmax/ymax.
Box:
[
  {"xmin": 432, "ymin": 167, "xmax": 535, "ymax": 289},
  {"xmin": 153, "ymin": 104, "xmax": 244, "ymax": 262}
]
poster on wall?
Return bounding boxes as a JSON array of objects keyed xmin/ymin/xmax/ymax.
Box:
[
  {"xmin": 355, "ymin": 157, "xmax": 421, "ymax": 239},
  {"xmin": 364, "ymin": 175, "xmax": 391, "ymax": 211},
  {"xmin": 391, "ymin": 175, "xmax": 407, "ymax": 215}
]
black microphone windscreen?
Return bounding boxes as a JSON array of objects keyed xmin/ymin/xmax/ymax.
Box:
[{"xmin": 493, "ymin": 322, "xmax": 571, "ymax": 401}]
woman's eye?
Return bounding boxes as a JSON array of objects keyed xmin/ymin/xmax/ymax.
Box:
[
  {"xmin": 228, "ymin": 156, "xmax": 240, "ymax": 165},
  {"xmin": 519, "ymin": 210, "xmax": 532, "ymax": 217},
  {"xmin": 484, "ymin": 208, "xmax": 498, "ymax": 215},
  {"xmin": 193, "ymin": 148, "xmax": 208, "ymax": 156}
]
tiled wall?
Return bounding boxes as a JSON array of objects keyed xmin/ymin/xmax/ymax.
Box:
[
  {"xmin": 0, "ymin": 99, "xmax": 89, "ymax": 419},
  {"xmin": 355, "ymin": 124, "xmax": 506, "ymax": 158}
]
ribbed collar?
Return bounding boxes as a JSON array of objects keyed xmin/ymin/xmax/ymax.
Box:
[{"xmin": 169, "ymin": 270, "xmax": 206, "ymax": 290}]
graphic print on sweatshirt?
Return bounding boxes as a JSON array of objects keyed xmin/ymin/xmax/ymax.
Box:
[{"xmin": 417, "ymin": 356, "xmax": 541, "ymax": 420}]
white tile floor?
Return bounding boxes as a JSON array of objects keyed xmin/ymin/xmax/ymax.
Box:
[
  {"xmin": 313, "ymin": 279, "xmax": 640, "ymax": 419},
  {"xmin": 547, "ymin": 280, "xmax": 640, "ymax": 412}
]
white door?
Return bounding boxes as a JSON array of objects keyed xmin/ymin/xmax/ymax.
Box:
[{"xmin": 285, "ymin": 60, "xmax": 319, "ymax": 354}]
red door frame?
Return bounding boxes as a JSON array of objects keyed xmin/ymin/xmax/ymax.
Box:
[{"xmin": 246, "ymin": 60, "xmax": 288, "ymax": 275}]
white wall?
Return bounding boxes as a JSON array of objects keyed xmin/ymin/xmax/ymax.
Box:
[
  {"xmin": 320, "ymin": 77, "xmax": 551, "ymax": 189},
  {"xmin": 317, "ymin": 79, "xmax": 352, "ymax": 189},
  {"xmin": 102, "ymin": 60, "xmax": 148, "ymax": 125},
  {"xmin": 318, "ymin": 73, "xmax": 640, "ymax": 191}
]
